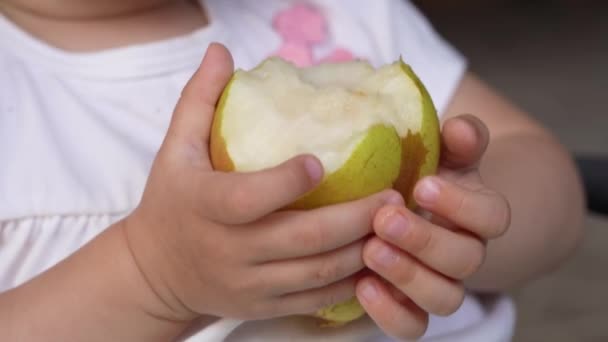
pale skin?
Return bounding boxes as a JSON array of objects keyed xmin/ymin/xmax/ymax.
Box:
[{"xmin": 0, "ymin": 0, "xmax": 585, "ymax": 341}]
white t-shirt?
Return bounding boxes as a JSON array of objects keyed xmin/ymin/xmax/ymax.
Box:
[{"xmin": 0, "ymin": 0, "xmax": 515, "ymax": 341}]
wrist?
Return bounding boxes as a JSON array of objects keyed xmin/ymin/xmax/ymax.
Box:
[
  {"xmin": 121, "ymin": 210, "xmax": 228, "ymax": 333},
  {"xmin": 121, "ymin": 211, "xmax": 206, "ymax": 321},
  {"xmin": 119, "ymin": 213, "xmax": 225, "ymax": 337},
  {"xmin": 113, "ymin": 219, "xmax": 198, "ymax": 334}
]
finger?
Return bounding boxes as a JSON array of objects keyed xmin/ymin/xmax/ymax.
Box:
[
  {"xmin": 165, "ymin": 43, "xmax": 234, "ymax": 162},
  {"xmin": 374, "ymin": 205, "xmax": 486, "ymax": 280},
  {"xmin": 440, "ymin": 114, "xmax": 490, "ymax": 169},
  {"xmin": 363, "ymin": 238, "xmax": 465, "ymax": 317},
  {"xmin": 261, "ymin": 240, "xmax": 365, "ymax": 295},
  {"xmin": 244, "ymin": 190, "xmax": 404, "ymax": 262},
  {"xmin": 356, "ymin": 277, "xmax": 429, "ymax": 341},
  {"xmin": 414, "ymin": 176, "xmax": 511, "ymax": 239},
  {"xmin": 273, "ymin": 276, "xmax": 358, "ymax": 317},
  {"xmin": 198, "ymin": 155, "xmax": 324, "ymax": 224}
]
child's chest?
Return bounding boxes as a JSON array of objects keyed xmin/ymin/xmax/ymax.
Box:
[{"xmin": 0, "ymin": 69, "xmax": 184, "ymax": 220}]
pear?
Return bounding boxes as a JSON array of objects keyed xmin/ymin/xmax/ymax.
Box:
[{"xmin": 210, "ymin": 57, "xmax": 440, "ymax": 326}]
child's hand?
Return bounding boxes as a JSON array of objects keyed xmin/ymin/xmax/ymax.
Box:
[
  {"xmin": 355, "ymin": 115, "xmax": 511, "ymax": 340},
  {"xmin": 122, "ymin": 44, "xmax": 401, "ymax": 323}
]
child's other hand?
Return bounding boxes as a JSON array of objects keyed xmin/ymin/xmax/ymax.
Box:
[
  {"xmin": 356, "ymin": 115, "xmax": 511, "ymax": 340},
  {"xmin": 122, "ymin": 44, "xmax": 401, "ymax": 323}
]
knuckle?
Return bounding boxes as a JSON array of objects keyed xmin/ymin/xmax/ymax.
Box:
[
  {"xmin": 483, "ymin": 191, "xmax": 511, "ymax": 238},
  {"xmin": 314, "ymin": 259, "xmax": 342, "ymax": 286},
  {"xmin": 453, "ymin": 191, "xmax": 470, "ymax": 223},
  {"xmin": 362, "ymin": 239, "xmax": 378, "ymax": 266},
  {"xmin": 433, "ymin": 284, "xmax": 465, "ymax": 316},
  {"xmin": 294, "ymin": 218, "xmax": 326, "ymax": 254},
  {"xmin": 179, "ymin": 79, "xmax": 197, "ymax": 99},
  {"xmin": 395, "ymin": 257, "xmax": 419, "ymax": 287},
  {"xmin": 407, "ymin": 223, "xmax": 435, "ymax": 256},
  {"xmin": 455, "ymin": 240, "xmax": 486, "ymax": 279},
  {"xmin": 394, "ymin": 313, "xmax": 429, "ymax": 341},
  {"xmin": 225, "ymin": 184, "xmax": 255, "ymax": 219},
  {"xmin": 493, "ymin": 194, "xmax": 512, "ymax": 237},
  {"xmin": 408, "ymin": 321, "xmax": 429, "ymax": 341}
]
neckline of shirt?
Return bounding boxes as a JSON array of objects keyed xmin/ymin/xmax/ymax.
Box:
[{"xmin": 0, "ymin": 0, "xmax": 224, "ymax": 80}]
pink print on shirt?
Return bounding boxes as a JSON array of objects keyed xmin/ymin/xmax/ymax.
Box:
[{"xmin": 272, "ymin": 3, "xmax": 355, "ymax": 66}]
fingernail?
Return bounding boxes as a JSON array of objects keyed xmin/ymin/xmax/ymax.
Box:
[
  {"xmin": 374, "ymin": 245, "xmax": 399, "ymax": 268},
  {"xmin": 304, "ymin": 157, "xmax": 324, "ymax": 184},
  {"xmin": 360, "ymin": 282, "xmax": 379, "ymax": 302},
  {"xmin": 384, "ymin": 212, "xmax": 408, "ymax": 240},
  {"xmin": 416, "ymin": 178, "xmax": 440, "ymax": 204}
]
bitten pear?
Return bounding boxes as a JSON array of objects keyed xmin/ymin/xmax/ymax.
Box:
[{"xmin": 210, "ymin": 57, "xmax": 440, "ymax": 326}]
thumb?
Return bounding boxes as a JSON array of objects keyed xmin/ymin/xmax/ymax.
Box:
[
  {"xmin": 200, "ymin": 155, "xmax": 324, "ymax": 224},
  {"xmin": 163, "ymin": 43, "xmax": 234, "ymax": 163},
  {"xmin": 440, "ymin": 114, "xmax": 490, "ymax": 169}
]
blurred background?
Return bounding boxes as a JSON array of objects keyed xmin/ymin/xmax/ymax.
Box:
[{"xmin": 412, "ymin": 1, "xmax": 608, "ymax": 340}]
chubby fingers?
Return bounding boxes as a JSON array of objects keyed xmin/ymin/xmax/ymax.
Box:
[
  {"xmin": 243, "ymin": 190, "xmax": 404, "ymax": 262},
  {"xmin": 200, "ymin": 155, "xmax": 324, "ymax": 224},
  {"xmin": 274, "ymin": 275, "xmax": 359, "ymax": 318},
  {"xmin": 373, "ymin": 205, "xmax": 486, "ymax": 280},
  {"xmin": 414, "ymin": 176, "xmax": 511, "ymax": 240},
  {"xmin": 440, "ymin": 114, "xmax": 490, "ymax": 169},
  {"xmin": 261, "ymin": 240, "xmax": 366, "ymax": 294},
  {"xmin": 164, "ymin": 43, "xmax": 234, "ymax": 164},
  {"xmin": 362, "ymin": 237, "xmax": 465, "ymax": 317},
  {"xmin": 356, "ymin": 276, "xmax": 429, "ymax": 341}
]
